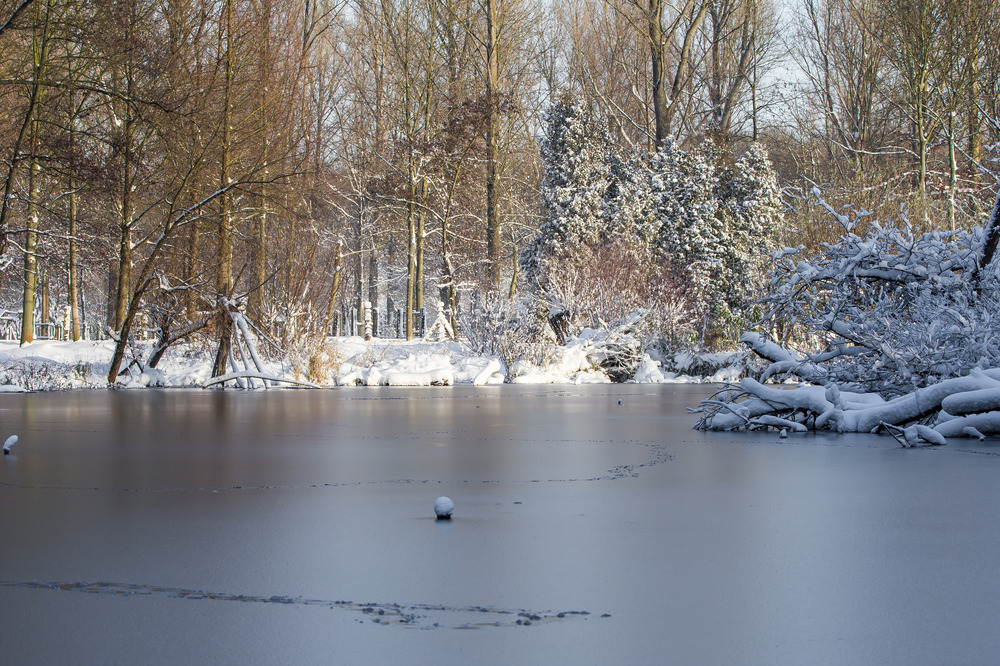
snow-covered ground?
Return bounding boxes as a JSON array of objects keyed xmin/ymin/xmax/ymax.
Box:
[{"xmin": 0, "ymin": 335, "xmax": 745, "ymax": 391}]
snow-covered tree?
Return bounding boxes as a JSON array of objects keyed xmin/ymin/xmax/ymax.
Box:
[
  {"xmin": 649, "ymin": 139, "xmax": 724, "ymax": 307},
  {"xmin": 648, "ymin": 139, "xmax": 782, "ymax": 342},
  {"xmin": 713, "ymin": 143, "xmax": 784, "ymax": 332},
  {"xmin": 523, "ymin": 101, "xmax": 783, "ymax": 349},
  {"xmin": 520, "ymin": 100, "xmax": 614, "ymax": 289}
]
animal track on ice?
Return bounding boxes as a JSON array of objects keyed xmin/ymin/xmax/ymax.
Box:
[
  {"xmin": 0, "ymin": 439, "xmax": 672, "ymax": 494},
  {"xmin": 0, "ymin": 580, "xmax": 603, "ymax": 629}
]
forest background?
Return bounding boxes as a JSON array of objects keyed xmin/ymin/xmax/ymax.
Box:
[{"xmin": 0, "ymin": 0, "xmax": 994, "ymax": 384}]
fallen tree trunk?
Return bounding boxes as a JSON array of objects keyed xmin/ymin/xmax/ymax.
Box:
[{"xmin": 694, "ymin": 367, "xmax": 1000, "ymax": 444}]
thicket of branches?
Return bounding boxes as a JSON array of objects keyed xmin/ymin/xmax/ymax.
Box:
[{"xmin": 695, "ymin": 190, "xmax": 1000, "ymax": 442}]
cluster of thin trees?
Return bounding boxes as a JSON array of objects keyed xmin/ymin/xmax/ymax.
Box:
[
  {"xmin": 0, "ymin": 0, "xmax": 996, "ymax": 380},
  {"xmin": 787, "ymin": 0, "xmax": 1000, "ymax": 234}
]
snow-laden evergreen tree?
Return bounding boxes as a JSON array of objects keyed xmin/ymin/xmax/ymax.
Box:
[
  {"xmin": 648, "ymin": 138, "xmax": 726, "ymax": 328},
  {"xmin": 605, "ymin": 143, "xmax": 653, "ymax": 250},
  {"xmin": 713, "ymin": 143, "xmax": 783, "ymax": 333},
  {"xmin": 523, "ymin": 102, "xmax": 783, "ymax": 351},
  {"xmin": 520, "ymin": 101, "xmax": 614, "ymax": 290},
  {"xmin": 642, "ymin": 139, "xmax": 784, "ymax": 342}
]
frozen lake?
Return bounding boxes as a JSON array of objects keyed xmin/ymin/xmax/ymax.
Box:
[{"xmin": 2, "ymin": 385, "xmax": 1000, "ymax": 664}]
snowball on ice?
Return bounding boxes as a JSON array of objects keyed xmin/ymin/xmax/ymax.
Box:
[{"xmin": 434, "ymin": 496, "xmax": 454, "ymax": 519}]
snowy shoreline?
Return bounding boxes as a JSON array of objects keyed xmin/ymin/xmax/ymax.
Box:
[{"xmin": 0, "ymin": 337, "xmax": 746, "ymax": 392}]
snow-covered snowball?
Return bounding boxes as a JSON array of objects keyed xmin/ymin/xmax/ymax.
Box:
[{"xmin": 434, "ymin": 496, "xmax": 454, "ymax": 519}]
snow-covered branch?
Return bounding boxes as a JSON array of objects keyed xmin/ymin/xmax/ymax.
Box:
[{"xmin": 695, "ymin": 189, "xmax": 1000, "ymax": 443}]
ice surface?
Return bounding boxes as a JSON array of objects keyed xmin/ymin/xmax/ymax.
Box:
[{"xmin": 3, "ymin": 386, "xmax": 1000, "ymax": 665}]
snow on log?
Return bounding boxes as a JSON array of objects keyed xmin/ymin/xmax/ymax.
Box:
[
  {"xmin": 699, "ymin": 371, "xmax": 1000, "ymax": 434},
  {"xmin": 739, "ymin": 378, "xmax": 834, "ymax": 416},
  {"xmin": 840, "ymin": 391, "xmax": 886, "ymax": 408},
  {"xmin": 750, "ymin": 415, "xmax": 808, "ymax": 432},
  {"xmin": 740, "ymin": 333, "xmax": 828, "ymax": 383},
  {"xmin": 914, "ymin": 424, "xmax": 947, "ymax": 446},
  {"xmin": 701, "ymin": 379, "xmax": 833, "ymax": 430},
  {"xmin": 935, "ymin": 412, "xmax": 1000, "ymax": 437},
  {"xmin": 940, "ymin": 386, "xmax": 1000, "ymax": 416},
  {"xmin": 337, "ymin": 370, "xmax": 364, "ymax": 386},
  {"xmin": 365, "ymin": 367, "xmax": 384, "ymax": 387},
  {"xmin": 836, "ymin": 374, "xmax": 1000, "ymax": 433},
  {"xmin": 963, "ymin": 426, "xmax": 987, "ymax": 441},
  {"xmin": 203, "ymin": 372, "xmax": 320, "ymax": 389},
  {"xmin": 702, "ymin": 396, "xmax": 784, "ymax": 430}
]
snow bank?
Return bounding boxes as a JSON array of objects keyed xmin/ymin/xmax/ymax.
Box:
[
  {"xmin": 0, "ymin": 335, "xmax": 743, "ymax": 391},
  {"xmin": 384, "ymin": 368, "xmax": 454, "ymax": 386},
  {"xmin": 633, "ymin": 355, "xmax": 665, "ymax": 383},
  {"xmin": 472, "ymin": 359, "xmax": 504, "ymax": 386}
]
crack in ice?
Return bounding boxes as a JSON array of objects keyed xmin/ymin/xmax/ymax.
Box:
[{"xmin": 0, "ymin": 580, "xmax": 603, "ymax": 629}]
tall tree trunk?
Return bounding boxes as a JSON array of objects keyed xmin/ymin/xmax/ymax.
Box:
[
  {"xmin": 948, "ymin": 112, "xmax": 957, "ymax": 231},
  {"xmin": 325, "ymin": 239, "xmax": 342, "ymax": 332},
  {"xmin": 213, "ymin": 0, "xmax": 235, "ymax": 378},
  {"xmin": 68, "ymin": 168, "xmax": 80, "ymax": 340},
  {"xmin": 115, "ymin": 106, "xmax": 134, "ymax": 332},
  {"xmin": 485, "ymin": 0, "xmax": 501, "ymax": 289},
  {"xmin": 251, "ymin": 0, "xmax": 271, "ymax": 324},
  {"xmin": 416, "ymin": 180, "xmax": 426, "ymax": 317},
  {"xmin": 648, "ymin": 0, "xmax": 669, "ymax": 147},
  {"xmin": 21, "ymin": 152, "xmax": 40, "ymax": 345},
  {"xmin": 406, "ymin": 194, "xmax": 416, "ymax": 339},
  {"xmin": 20, "ymin": 0, "xmax": 49, "ymax": 345}
]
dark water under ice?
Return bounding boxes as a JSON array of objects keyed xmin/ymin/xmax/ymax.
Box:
[{"xmin": 2, "ymin": 385, "xmax": 1000, "ymax": 664}]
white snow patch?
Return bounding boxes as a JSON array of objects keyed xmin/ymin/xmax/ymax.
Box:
[
  {"xmin": 0, "ymin": 334, "xmax": 741, "ymax": 390},
  {"xmin": 472, "ymin": 359, "xmax": 503, "ymax": 386},
  {"xmin": 633, "ymin": 355, "xmax": 665, "ymax": 383}
]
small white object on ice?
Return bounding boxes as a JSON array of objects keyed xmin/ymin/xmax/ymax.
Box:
[
  {"xmin": 779, "ymin": 428, "xmax": 788, "ymax": 438},
  {"xmin": 3, "ymin": 435, "xmax": 18, "ymax": 454},
  {"xmin": 434, "ymin": 496, "xmax": 454, "ymax": 519}
]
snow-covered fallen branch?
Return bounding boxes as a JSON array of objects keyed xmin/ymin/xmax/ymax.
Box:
[
  {"xmin": 203, "ymin": 372, "xmax": 319, "ymax": 389},
  {"xmin": 695, "ymin": 371, "xmax": 1000, "ymax": 440},
  {"xmin": 695, "ymin": 189, "xmax": 1000, "ymax": 443}
]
